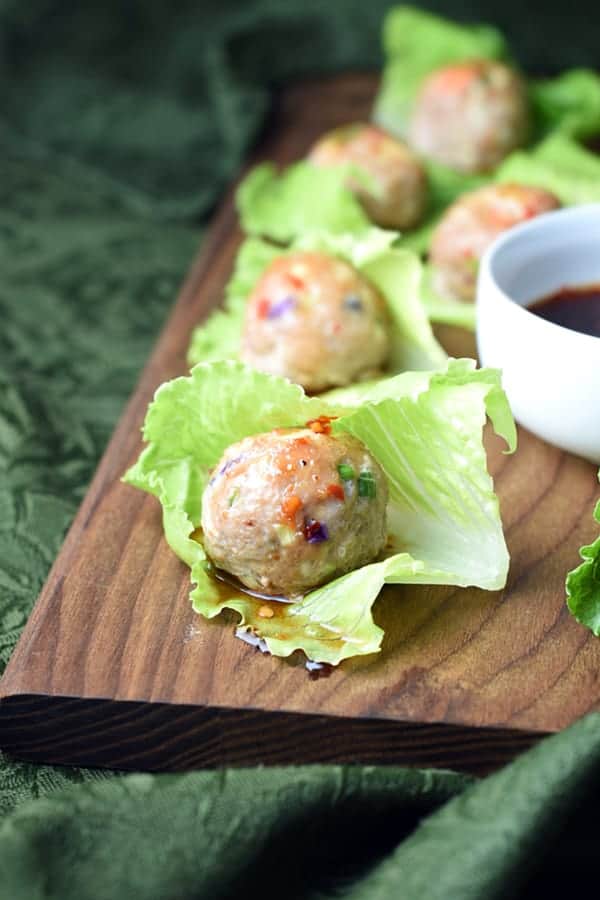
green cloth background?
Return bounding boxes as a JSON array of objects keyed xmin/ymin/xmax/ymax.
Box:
[{"xmin": 2, "ymin": 1, "xmax": 600, "ymax": 896}]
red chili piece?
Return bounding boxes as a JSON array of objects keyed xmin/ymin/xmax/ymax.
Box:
[
  {"xmin": 256, "ymin": 298, "xmax": 270, "ymax": 318},
  {"xmin": 326, "ymin": 484, "xmax": 345, "ymax": 501},
  {"xmin": 287, "ymin": 274, "xmax": 305, "ymax": 290},
  {"xmin": 306, "ymin": 415, "xmax": 338, "ymax": 435}
]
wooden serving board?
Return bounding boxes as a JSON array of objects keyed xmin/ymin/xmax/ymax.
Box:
[{"xmin": 1, "ymin": 74, "xmax": 599, "ymax": 777}]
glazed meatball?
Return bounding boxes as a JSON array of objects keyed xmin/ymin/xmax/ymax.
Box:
[
  {"xmin": 308, "ymin": 123, "xmax": 428, "ymax": 229},
  {"xmin": 430, "ymin": 183, "xmax": 560, "ymax": 301},
  {"xmin": 201, "ymin": 427, "xmax": 388, "ymax": 597},
  {"xmin": 409, "ymin": 60, "xmax": 530, "ymax": 173},
  {"xmin": 240, "ymin": 251, "xmax": 390, "ymax": 392}
]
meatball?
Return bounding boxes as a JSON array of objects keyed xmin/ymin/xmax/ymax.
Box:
[
  {"xmin": 201, "ymin": 426, "xmax": 388, "ymax": 597},
  {"xmin": 240, "ymin": 251, "xmax": 390, "ymax": 392},
  {"xmin": 308, "ymin": 123, "xmax": 428, "ymax": 229},
  {"xmin": 430, "ymin": 183, "xmax": 560, "ymax": 301},
  {"xmin": 409, "ymin": 60, "xmax": 530, "ymax": 173}
]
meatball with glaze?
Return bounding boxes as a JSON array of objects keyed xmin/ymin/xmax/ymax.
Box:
[
  {"xmin": 430, "ymin": 182, "xmax": 560, "ymax": 301},
  {"xmin": 240, "ymin": 251, "xmax": 390, "ymax": 392},
  {"xmin": 201, "ymin": 425, "xmax": 388, "ymax": 597},
  {"xmin": 409, "ymin": 60, "xmax": 529, "ymax": 173},
  {"xmin": 308, "ymin": 123, "xmax": 428, "ymax": 229}
]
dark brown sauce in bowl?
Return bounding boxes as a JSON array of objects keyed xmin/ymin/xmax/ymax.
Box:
[{"xmin": 528, "ymin": 283, "xmax": 600, "ymax": 338}]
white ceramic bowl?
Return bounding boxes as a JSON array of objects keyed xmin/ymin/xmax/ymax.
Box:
[{"xmin": 477, "ymin": 204, "xmax": 600, "ymax": 464}]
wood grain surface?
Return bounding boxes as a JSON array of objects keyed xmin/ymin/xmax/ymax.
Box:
[{"xmin": 1, "ymin": 74, "xmax": 599, "ymax": 777}]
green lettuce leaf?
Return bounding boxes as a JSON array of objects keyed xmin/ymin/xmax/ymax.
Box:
[
  {"xmin": 323, "ymin": 357, "xmax": 517, "ymax": 449},
  {"xmin": 187, "ymin": 228, "xmax": 447, "ymax": 373},
  {"xmin": 530, "ymin": 70, "xmax": 600, "ymax": 140},
  {"xmin": 124, "ymin": 357, "xmax": 514, "ymax": 665},
  {"xmin": 566, "ymin": 474, "xmax": 600, "ymax": 635},
  {"xmin": 496, "ymin": 134, "xmax": 600, "ymax": 205},
  {"xmin": 237, "ymin": 161, "xmax": 372, "ymax": 244}
]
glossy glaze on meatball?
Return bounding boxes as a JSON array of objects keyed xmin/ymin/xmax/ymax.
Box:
[
  {"xmin": 308, "ymin": 123, "xmax": 428, "ymax": 229},
  {"xmin": 240, "ymin": 251, "xmax": 390, "ymax": 392},
  {"xmin": 430, "ymin": 182, "xmax": 560, "ymax": 301},
  {"xmin": 201, "ymin": 426, "xmax": 388, "ymax": 597},
  {"xmin": 409, "ymin": 60, "xmax": 530, "ymax": 173}
]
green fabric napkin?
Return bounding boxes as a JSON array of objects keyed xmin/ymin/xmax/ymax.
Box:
[
  {"xmin": 2, "ymin": 716, "xmax": 600, "ymax": 899},
  {"xmin": 2, "ymin": 1, "xmax": 600, "ymax": 896}
]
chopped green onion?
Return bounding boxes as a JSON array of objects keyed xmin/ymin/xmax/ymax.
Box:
[
  {"xmin": 337, "ymin": 463, "xmax": 355, "ymax": 481},
  {"xmin": 358, "ymin": 470, "xmax": 376, "ymax": 498},
  {"xmin": 227, "ymin": 489, "xmax": 240, "ymax": 507}
]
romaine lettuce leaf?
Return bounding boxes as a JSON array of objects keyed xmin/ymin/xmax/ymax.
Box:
[
  {"xmin": 187, "ymin": 228, "xmax": 447, "ymax": 373},
  {"xmin": 124, "ymin": 357, "xmax": 514, "ymax": 664},
  {"xmin": 566, "ymin": 474, "xmax": 600, "ymax": 635}
]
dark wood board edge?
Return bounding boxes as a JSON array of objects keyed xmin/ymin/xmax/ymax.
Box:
[{"xmin": 0, "ymin": 693, "xmax": 542, "ymax": 777}]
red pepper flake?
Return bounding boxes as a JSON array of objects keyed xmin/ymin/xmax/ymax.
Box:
[
  {"xmin": 282, "ymin": 495, "xmax": 302, "ymax": 520},
  {"xmin": 256, "ymin": 297, "xmax": 270, "ymax": 319},
  {"xmin": 306, "ymin": 415, "xmax": 337, "ymax": 435},
  {"xmin": 287, "ymin": 273, "xmax": 305, "ymax": 290},
  {"xmin": 326, "ymin": 483, "xmax": 345, "ymax": 501},
  {"xmin": 332, "ymin": 322, "xmax": 342, "ymax": 334}
]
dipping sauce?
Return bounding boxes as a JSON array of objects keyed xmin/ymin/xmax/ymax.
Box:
[{"xmin": 528, "ymin": 283, "xmax": 600, "ymax": 338}]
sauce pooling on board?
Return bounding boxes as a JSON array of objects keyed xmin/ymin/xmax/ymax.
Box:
[{"xmin": 528, "ymin": 283, "xmax": 600, "ymax": 338}]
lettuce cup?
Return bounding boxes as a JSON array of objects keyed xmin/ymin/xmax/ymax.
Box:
[
  {"xmin": 123, "ymin": 358, "xmax": 516, "ymax": 666},
  {"xmin": 374, "ymin": 6, "xmax": 600, "ymax": 147},
  {"xmin": 429, "ymin": 183, "xmax": 560, "ymax": 302},
  {"xmin": 187, "ymin": 229, "xmax": 448, "ymax": 384}
]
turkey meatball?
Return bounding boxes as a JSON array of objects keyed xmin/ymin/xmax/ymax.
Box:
[
  {"xmin": 240, "ymin": 251, "xmax": 390, "ymax": 392},
  {"xmin": 409, "ymin": 60, "xmax": 530, "ymax": 173},
  {"xmin": 308, "ymin": 123, "xmax": 428, "ymax": 229},
  {"xmin": 430, "ymin": 182, "xmax": 560, "ymax": 301},
  {"xmin": 201, "ymin": 426, "xmax": 388, "ymax": 597}
]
